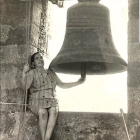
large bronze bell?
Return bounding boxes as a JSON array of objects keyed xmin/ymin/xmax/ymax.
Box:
[{"xmin": 49, "ymin": 0, "xmax": 127, "ymax": 75}]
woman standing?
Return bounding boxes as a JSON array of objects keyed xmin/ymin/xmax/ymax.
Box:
[{"xmin": 22, "ymin": 52, "xmax": 85, "ymax": 140}]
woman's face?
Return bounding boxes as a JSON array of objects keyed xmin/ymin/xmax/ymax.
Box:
[{"xmin": 33, "ymin": 53, "xmax": 44, "ymax": 68}]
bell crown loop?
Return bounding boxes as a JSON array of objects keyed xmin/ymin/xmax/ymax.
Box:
[{"xmin": 78, "ymin": 0, "xmax": 100, "ymax": 2}]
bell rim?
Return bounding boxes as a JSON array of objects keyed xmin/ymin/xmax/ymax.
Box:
[{"xmin": 49, "ymin": 61, "xmax": 127, "ymax": 75}]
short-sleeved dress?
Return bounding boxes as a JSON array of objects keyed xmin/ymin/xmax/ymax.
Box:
[{"xmin": 28, "ymin": 69, "xmax": 58, "ymax": 116}]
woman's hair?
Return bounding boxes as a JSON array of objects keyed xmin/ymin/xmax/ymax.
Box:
[{"xmin": 30, "ymin": 52, "xmax": 39, "ymax": 67}]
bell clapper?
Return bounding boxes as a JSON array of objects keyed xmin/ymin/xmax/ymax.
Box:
[{"xmin": 81, "ymin": 62, "xmax": 87, "ymax": 79}]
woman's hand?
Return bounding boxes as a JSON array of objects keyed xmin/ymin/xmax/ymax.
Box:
[
  {"xmin": 23, "ymin": 64, "xmax": 30, "ymax": 74},
  {"xmin": 77, "ymin": 76, "xmax": 86, "ymax": 84}
]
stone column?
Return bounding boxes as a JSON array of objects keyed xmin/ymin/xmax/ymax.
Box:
[{"xmin": 128, "ymin": 0, "xmax": 140, "ymax": 139}]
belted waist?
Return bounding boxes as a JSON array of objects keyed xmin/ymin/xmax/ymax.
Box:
[
  {"xmin": 30, "ymin": 88, "xmax": 55, "ymax": 93},
  {"xmin": 29, "ymin": 89, "xmax": 55, "ymax": 99}
]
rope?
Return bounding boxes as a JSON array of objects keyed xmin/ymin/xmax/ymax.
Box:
[
  {"xmin": 120, "ymin": 109, "xmax": 131, "ymax": 140},
  {"xmin": 22, "ymin": 0, "xmax": 32, "ymax": 138},
  {"xmin": 1, "ymin": 102, "xmax": 28, "ymax": 106},
  {"xmin": 17, "ymin": 0, "xmax": 31, "ymax": 139}
]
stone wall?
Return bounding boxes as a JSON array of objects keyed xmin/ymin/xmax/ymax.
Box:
[
  {"xmin": 0, "ymin": 111, "xmax": 128, "ymax": 140},
  {"xmin": 0, "ymin": 0, "xmax": 37, "ymax": 139},
  {"xmin": 0, "ymin": 0, "xmax": 140, "ymax": 140},
  {"xmin": 0, "ymin": 0, "xmax": 31, "ymax": 112},
  {"xmin": 127, "ymin": 0, "xmax": 140, "ymax": 139}
]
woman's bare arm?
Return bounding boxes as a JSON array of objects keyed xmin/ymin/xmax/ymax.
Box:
[{"xmin": 50, "ymin": 69, "xmax": 86, "ymax": 89}]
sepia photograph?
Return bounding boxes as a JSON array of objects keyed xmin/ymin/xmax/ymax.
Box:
[{"xmin": 0, "ymin": 0, "xmax": 140, "ymax": 140}]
